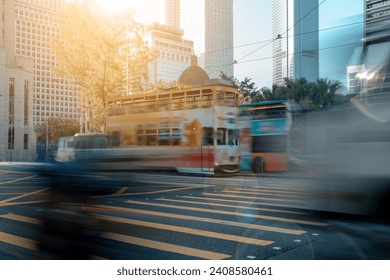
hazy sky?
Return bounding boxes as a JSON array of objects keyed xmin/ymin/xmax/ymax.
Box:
[{"xmin": 96, "ymin": 0, "xmax": 364, "ymax": 88}]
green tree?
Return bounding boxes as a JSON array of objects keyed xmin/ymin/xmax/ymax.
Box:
[
  {"xmin": 239, "ymin": 77, "xmax": 263, "ymax": 103},
  {"xmin": 36, "ymin": 118, "xmax": 80, "ymax": 143},
  {"xmin": 311, "ymin": 78, "xmax": 342, "ymax": 109},
  {"xmin": 219, "ymin": 72, "xmax": 262, "ymax": 103},
  {"xmin": 52, "ymin": 2, "xmax": 155, "ymax": 132},
  {"xmin": 260, "ymin": 84, "xmax": 287, "ymax": 101}
]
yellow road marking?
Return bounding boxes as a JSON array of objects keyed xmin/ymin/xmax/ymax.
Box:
[
  {"xmin": 0, "ymin": 193, "xmax": 25, "ymax": 195},
  {"xmin": 91, "ymin": 204, "xmax": 306, "ymax": 235},
  {"xmin": 95, "ymin": 214, "xmax": 273, "ymax": 246},
  {"xmin": 101, "ymin": 185, "xmax": 205, "ymax": 197},
  {"xmin": 179, "ymin": 196, "xmax": 309, "ymax": 214},
  {"xmin": 250, "ymin": 185, "xmax": 308, "ymax": 192},
  {"xmin": 204, "ymin": 192, "xmax": 304, "ymax": 203},
  {"xmin": 157, "ymin": 197, "xmax": 307, "ymax": 215},
  {"xmin": 0, "ymin": 188, "xmax": 48, "ymax": 205},
  {"xmin": 0, "ymin": 174, "xmax": 37, "ymax": 185},
  {"xmin": 1, "ymin": 213, "xmax": 41, "ymax": 225},
  {"xmin": 0, "ymin": 200, "xmax": 46, "ymax": 207},
  {"xmin": 0, "ymin": 231, "xmax": 38, "ymax": 251},
  {"xmin": 114, "ymin": 187, "xmax": 128, "ymax": 195},
  {"xmin": 231, "ymin": 188, "xmax": 307, "ymax": 196},
  {"xmin": 126, "ymin": 200, "xmax": 328, "ymax": 226},
  {"xmin": 102, "ymin": 232, "xmax": 231, "ymax": 260}
]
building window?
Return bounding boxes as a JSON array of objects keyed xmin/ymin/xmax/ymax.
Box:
[
  {"xmin": 24, "ymin": 81, "xmax": 29, "ymax": 126},
  {"xmin": 24, "ymin": 134, "xmax": 29, "ymax": 150},
  {"xmin": 8, "ymin": 127, "xmax": 15, "ymax": 150},
  {"xmin": 9, "ymin": 78, "xmax": 15, "ymax": 125}
]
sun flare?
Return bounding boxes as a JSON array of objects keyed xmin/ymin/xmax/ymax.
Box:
[{"xmin": 94, "ymin": 0, "xmax": 158, "ymax": 23}]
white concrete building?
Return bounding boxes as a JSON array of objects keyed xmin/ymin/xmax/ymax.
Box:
[
  {"xmin": 158, "ymin": 0, "xmax": 180, "ymax": 29},
  {"xmin": 180, "ymin": 0, "xmax": 234, "ymax": 78},
  {"xmin": 142, "ymin": 22, "xmax": 194, "ymax": 86},
  {"xmin": 0, "ymin": 0, "xmax": 37, "ymax": 161},
  {"xmin": 1, "ymin": 0, "xmax": 81, "ymax": 161},
  {"xmin": 7, "ymin": 0, "xmax": 80, "ymax": 128}
]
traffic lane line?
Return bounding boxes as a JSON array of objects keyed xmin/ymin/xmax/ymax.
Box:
[
  {"xmin": 85, "ymin": 205, "xmax": 307, "ymax": 235},
  {"xmin": 1, "ymin": 213, "xmax": 41, "ymax": 225},
  {"xmin": 203, "ymin": 192, "xmax": 304, "ymax": 203},
  {"xmin": 228, "ymin": 188, "xmax": 307, "ymax": 197},
  {"xmin": 0, "ymin": 174, "xmax": 37, "ymax": 185},
  {"xmin": 178, "ymin": 195, "xmax": 309, "ymax": 215},
  {"xmin": 0, "ymin": 188, "xmax": 48, "ymax": 205},
  {"xmin": 99, "ymin": 184, "xmax": 207, "ymax": 197},
  {"xmin": 101, "ymin": 231, "xmax": 231, "ymax": 260},
  {"xmin": 157, "ymin": 197, "xmax": 308, "ymax": 215},
  {"xmin": 94, "ymin": 214, "xmax": 273, "ymax": 246},
  {"xmin": 0, "ymin": 231, "xmax": 38, "ymax": 251},
  {"xmin": 125, "ymin": 200, "xmax": 329, "ymax": 227},
  {"xmin": 0, "ymin": 200, "xmax": 46, "ymax": 207}
]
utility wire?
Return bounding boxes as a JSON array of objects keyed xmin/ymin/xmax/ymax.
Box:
[{"xmin": 236, "ymin": 0, "xmax": 328, "ymax": 62}]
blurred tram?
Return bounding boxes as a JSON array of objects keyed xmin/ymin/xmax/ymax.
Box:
[
  {"xmin": 238, "ymin": 100, "xmax": 297, "ymax": 172},
  {"xmin": 104, "ymin": 80, "xmax": 241, "ymax": 175}
]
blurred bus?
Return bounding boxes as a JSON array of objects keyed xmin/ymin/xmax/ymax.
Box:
[
  {"xmin": 301, "ymin": 96, "xmax": 390, "ymax": 218},
  {"xmin": 239, "ymin": 100, "xmax": 295, "ymax": 172},
  {"xmin": 55, "ymin": 136, "xmax": 74, "ymax": 162},
  {"xmin": 55, "ymin": 133, "xmax": 109, "ymax": 162},
  {"xmin": 104, "ymin": 80, "xmax": 241, "ymax": 175}
]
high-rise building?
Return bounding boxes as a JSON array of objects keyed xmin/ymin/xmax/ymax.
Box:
[
  {"xmin": 159, "ymin": 0, "xmax": 180, "ymax": 29},
  {"xmin": 347, "ymin": 0, "xmax": 390, "ymax": 95},
  {"xmin": 1, "ymin": 0, "xmax": 81, "ymax": 161},
  {"xmin": 272, "ymin": 0, "xmax": 319, "ymax": 85},
  {"xmin": 320, "ymin": 14, "xmax": 363, "ymax": 87},
  {"xmin": 1, "ymin": 0, "xmax": 36, "ymax": 161},
  {"xmin": 180, "ymin": 0, "xmax": 234, "ymax": 78},
  {"xmin": 141, "ymin": 22, "xmax": 194, "ymax": 86},
  {"xmin": 11, "ymin": 0, "xmax": 80, "ymax": 127}
]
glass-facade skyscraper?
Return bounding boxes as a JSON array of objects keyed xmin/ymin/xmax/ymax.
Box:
[
  {"xmin": 272, "ymin": 0, "xmax": 319, "ymax": 85},
  {"xmin": 180, "ymin": 0, "xmax": 234, "ymax": 78}
]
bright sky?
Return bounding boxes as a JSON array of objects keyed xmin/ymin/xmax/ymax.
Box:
[{"xmin": 94, "ymin": 0, "xmax": 363, "ymax": 88}]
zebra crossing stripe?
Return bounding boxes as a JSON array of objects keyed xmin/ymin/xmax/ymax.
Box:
[
  {"xmin": 0, "ymin": 231, "xmax": 38, "ymax": 251},
  {"xmin": 0, "ymin": 213, "xmax": 41, "ymax": 225},
  {"xmin": 126, "ymin": 200, "xmax": 328, "ymax": 226},
  {"xmin": 95, "ymin": 214, "xmax": 273, "ymax": 246},
  {"xmin": 102, "ymin": 232, "xmax": 231, "ymax": 260},
  {"xmin": 90, "ymin": 204, "xmax": 307, "ymax": 235},
  {"xmin": 157, "ymin": 197, "xmax": 307, "ymax": 215}
]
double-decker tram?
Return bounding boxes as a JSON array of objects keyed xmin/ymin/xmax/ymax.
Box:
[
  {"xmin": 239, "ymin": 100, "xmax": 294, "ymax": 172},
  {"xmin": 105, "ymin": 80, "xmax": 241, "ymax": 175}
]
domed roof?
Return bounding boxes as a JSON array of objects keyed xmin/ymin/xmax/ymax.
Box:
[{"xmin": 178, "ymin": 56, "xmax": 209, "ymax": 86}]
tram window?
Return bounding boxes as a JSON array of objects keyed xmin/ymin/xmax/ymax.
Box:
[
  {"xmin": 217, "ymin": 128, "xmax": 226, "ymax": 145},
  {"xmin": 136, "ymin": 135, "xmax": 144, "ymax": 145},
  {"xmin": 172, "ymin": 128, "xmax": 181, "ymax": 145},
  {"xmin": 146, "ymin": 135, "xmax": 157, "ymax": 146},
  {"xmin": 96, "ymin": 138, "xmax": 107, "ymax": 149},
  {"xmin": 172, "ymin": 137, "xmax": 181, "ymax": 145},
  {"xmin": 158, "ymin": 129, "xmax": 170, "ymax": 145},
  {"xmin": 111, "ymin": 131, "xmax": 120, "ymax": 147},
  {"xmin": 252, "ymin": 135, "xmax": 287, "ymax": 152},
  {"xmin": 202, "ymin": 127, "xmax": 213, "ymax": 145},
  {"xmin": 228, "ymin": 129, "xmax": 238, "ymax": 146}
]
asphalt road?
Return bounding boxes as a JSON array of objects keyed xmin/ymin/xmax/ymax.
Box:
[{"xmin": 1, "ymin": 167, "xmax": 390, "ymax": 260}]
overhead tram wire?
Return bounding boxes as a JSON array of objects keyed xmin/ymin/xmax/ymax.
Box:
[
  {"xmin": 238, "ymin": 41, "xmax": 363, "ymax": 65},
  {"xmin": 197, "ymin": 18, "xmax": 363, "ymax": 59},
  {"xmin": 199, "ymin": 19, "xmax": 364, "ymax": 62},
  {"xmin": 201, "ymin": 18, "xmax": 365, "ymax": 78},
  {"xmin": 235, "ymin": 0, "xmax": 328, "ymax": 63}
]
